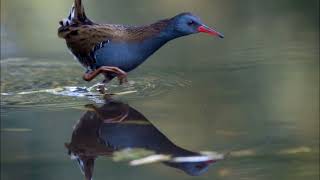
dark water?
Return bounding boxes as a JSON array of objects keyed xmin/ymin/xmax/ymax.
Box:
[{"xmin": 1, "ymin": 0, "xmax": 319, "ymax": 180}]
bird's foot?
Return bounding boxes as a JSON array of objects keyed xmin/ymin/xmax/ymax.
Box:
[
  {"xmin": 100, "ymin": 66, "xmax": 128, "ymax": 85},
  {"xmin": 88, "ymin": 83, "xmax": 108, "ymax": 94},
  {"xmin": 83, "ymin": 66, "xmax": 128, "ymax": 85},
  {"xmin": 97, "ymin": 84, "xmax": 107, "ymax": 94},
  {"xmin": 117, "ymin": 73, "xmax": 128, "ymax": 85}
]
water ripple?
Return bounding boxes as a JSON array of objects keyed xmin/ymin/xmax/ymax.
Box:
[{"xmin": 1, "ymin": 58, "xmax": 191, "ymax": 109}]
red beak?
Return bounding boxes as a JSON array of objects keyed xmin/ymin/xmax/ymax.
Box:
[{"xmin": 198, "ymin": 25, "xmax": 224, "ymax": 38}]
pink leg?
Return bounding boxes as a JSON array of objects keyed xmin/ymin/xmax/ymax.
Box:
[{"xmin": 83, "ymin": 66, "xmax": 128, "ymax": 84}]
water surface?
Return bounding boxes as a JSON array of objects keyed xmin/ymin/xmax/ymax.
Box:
[{"xmin": 1, "ymin": 0, "xmax": 319, "ymax": 180}]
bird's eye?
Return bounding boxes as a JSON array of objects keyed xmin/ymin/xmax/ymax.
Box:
[{"xmin": 187, "ymin": 20, "xmax": 195, "ymax": 26}]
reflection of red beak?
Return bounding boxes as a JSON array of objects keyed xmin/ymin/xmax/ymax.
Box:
[
  {"xmin": 198, "ymin": 25, "xmax": 224, "ymax": 38},
  {"xmin": 205, "ymin": 159, "xmax": 215, "ymax": 165}
]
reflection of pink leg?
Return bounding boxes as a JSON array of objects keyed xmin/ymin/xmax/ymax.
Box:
[
  {"xmin": 83, "ymin": 66, "xmax": 128, "ymax": 84},
  {"xmin": 103, "ymin": 111, "xmax": 129, "ymax": 123}
]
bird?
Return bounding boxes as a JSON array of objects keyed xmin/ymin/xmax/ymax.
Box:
[
  {"xmin": 65, "ymin": 99, "xmax": 217, "ymax": 180},
  {"xmin": 58, "ymin": 0, "xmax": 224, "ymax": 86}
]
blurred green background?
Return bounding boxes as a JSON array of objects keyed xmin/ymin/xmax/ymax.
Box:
[{"xmin": 1, "ymin": 0, "xmax": 319, "ymax": 180}]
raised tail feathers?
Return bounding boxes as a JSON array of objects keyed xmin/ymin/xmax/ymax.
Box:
[{"xmin": 59, "ymin": 0, "xmax": 92, "ymax": 27}]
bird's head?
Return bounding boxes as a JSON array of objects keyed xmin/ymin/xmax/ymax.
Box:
[{"xmin": 169, "ymin": 12, "xmax": 224, "ymax": 38}]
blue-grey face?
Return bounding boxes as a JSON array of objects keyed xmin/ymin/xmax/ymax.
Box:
[
  {"xmin": 173, "ymin": 13, "xmax": 203, "ymax": 35},
  {"xmin": 172, "ymin": 12, "xmax": 224, "ymax": 38}
]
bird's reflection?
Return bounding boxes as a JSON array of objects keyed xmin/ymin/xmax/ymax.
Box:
[{"xmin": 66, "ymin": 99, "xmax": 215, "ymax": 180}]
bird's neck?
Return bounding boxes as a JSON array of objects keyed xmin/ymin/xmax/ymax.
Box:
[
  {"xmin": 141, "ymin": 19, "xmax": 182, "ymax": 45},
  {"xmin": 141, "ymin": 36, "xmax": 169, "ymax": 52},
  {"xmin": 125, "ymin": 21, "xmax": 182, "ymax": 69},
  {"xmin": 139, "ymin": 28, "xmax": 182, "ymax": 55}
]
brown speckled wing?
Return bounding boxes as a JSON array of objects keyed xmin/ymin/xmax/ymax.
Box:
[
  {"xmin": 58, "ymin": 20, "xmax": 170, "ymax": 70},
  {"xmin": 58, "ymin": 25, "xmax": 114, "ymax": 69}
]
